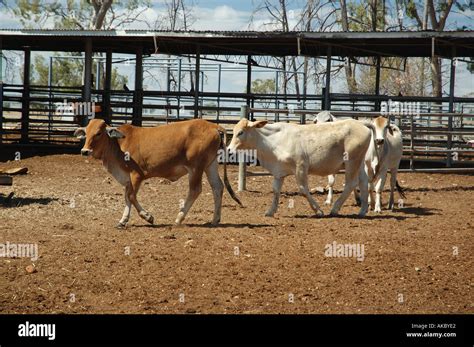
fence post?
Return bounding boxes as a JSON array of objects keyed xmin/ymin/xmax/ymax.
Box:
[
  {"xmin": 21, "ymin": 47, "xmax": 31, "ymax": 144},
  {"xmin": 410, "ymin": 113, "xmax": 415, "ymax": 170},
  {"xmin": 0, "ymin": 82, "xmax": 3, "ymax": 145},
  {"xmin": 238, "ymin": 105, "xmax": 249, "ymax": 192}
]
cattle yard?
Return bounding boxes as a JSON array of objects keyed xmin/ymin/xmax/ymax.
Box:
[
  {"xmin": 1, "ymin": 29, "xmax": 473, "ymax": 316},
  {"xmin": 0, "ymin": 154, "xmax": 473, "ymax": 314}
]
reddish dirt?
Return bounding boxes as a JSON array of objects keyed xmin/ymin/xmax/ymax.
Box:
[{"xmin": 0, "ymin": 154, "xmax": 473, "ymax": 314}]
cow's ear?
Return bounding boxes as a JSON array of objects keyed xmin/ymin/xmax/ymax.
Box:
[
  {"xmin": 106, "ymin": 128, "xmax": 125, "ymax": 139},
  {"xmin": 388, "ymin": 125, "xmax": 395, "ymax": 136},
  {"xmin": 250, "ymin": 120, "xmax": 268, "ymax": 128},
  {"xmin": 74, "ymin": 127, "xmax": 86, "ymax": 140}
]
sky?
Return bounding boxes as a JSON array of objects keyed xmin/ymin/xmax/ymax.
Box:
[{"xmin": 0, "ymin": 0, "xmax": 473, "ymax": 105}]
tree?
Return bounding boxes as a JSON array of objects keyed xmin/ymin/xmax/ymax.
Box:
[
  {"xmin": 250, "ymin": 78, "xmax": 276, "ymax": 108},
  {"xmin": 403, "ymin": 0, "xmax": 462, "ymax": 98},
  {"xmin": 152, "ymin": 0, "xmax": 196, "ymax": 92},
  {"xmin": 31, "ymin": 55, "xmax": 127, "ymax": 90},
  {"xmin": 4, "ymin": 0, "xmax": 149, "ymax": 91},
  {"xmin": 9, "ymin": 0, "xmax": 150, "ymax": 30}
]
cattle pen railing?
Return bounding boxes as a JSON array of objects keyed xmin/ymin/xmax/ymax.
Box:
[{"xmin": 1, "ymin": 82, "xmax": 473, "ymax": 176}]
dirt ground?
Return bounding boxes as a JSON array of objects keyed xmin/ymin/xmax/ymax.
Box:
[{"xmin": 0, "ymin": 154, "xmax": 473, "ymax": 314}]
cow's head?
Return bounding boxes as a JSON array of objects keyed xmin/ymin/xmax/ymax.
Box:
[
  {"xmin": 313, "ymin": 111, "xmax": 335, "ymax": 124},
  {"xmin": 228, "ymin": 119, "xmax": 268, "ymax": 153},
  {"xmin": 74, "ymin": 119, "xmax": 124, "ymax": 159},
  {"xmin": 373, "ymin": 116, "xmax": 394, "ymax": 147}
]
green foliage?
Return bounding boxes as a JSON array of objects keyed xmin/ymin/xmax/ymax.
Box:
[
  {"xmin": 250, "ymin": 78, "xmax": 276, "ymax": 94},
  {"xmin": 10, "ymin": 0, "xmax": 146, "ymax": 89},
  {"xmin": 346, "ymin": 1, "xmax": 385, "ymax": 31},
  {"xmin": 405, "ymin": 0, "xmax": 418, "ymax": 20},
  {"xmin": 31, "ymin": 54, "xmax": 127, "ymax": 89}
]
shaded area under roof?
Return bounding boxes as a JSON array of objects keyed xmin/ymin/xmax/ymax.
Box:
[{"xmin": 0, "ymin": 29, "xmax": 474, "ymax": 57}]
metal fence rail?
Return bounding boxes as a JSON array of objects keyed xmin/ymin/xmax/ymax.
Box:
[{"xmin": 1, "ymin": 82, "xmax": 474, "ymax": 171}]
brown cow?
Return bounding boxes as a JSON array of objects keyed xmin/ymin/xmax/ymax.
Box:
[{"xmin": 74, "ymin": 119, "xmax": 242, "ymax": 228}]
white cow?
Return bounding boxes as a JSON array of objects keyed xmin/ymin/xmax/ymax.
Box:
[
  {"xmin": 313, "ymin": 111, "xmax": 340, "ymax": 205},
  {"xmin": 313, "ymin": 112, "xmax": 405, "ymax": 212},
  {"xmin": 361, "ymin": 116, "xmax": 405, "ymax": 212},
  {"xmin": 228, "ymin": 119, "xmax": 376, "ymax": 217}
]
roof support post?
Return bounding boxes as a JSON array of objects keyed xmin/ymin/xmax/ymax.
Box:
[
  {"xmin": 21, "ymin": 47, "xmax": 30, "ymax": 144},
  {"xmin": 216, "ymin": 63, "xmax": 221, "ymax": 122},
  {"xmin": 246, "ymin": 55, "xmax": 252, "ymax": 120},
  {"xmin": 133, "ymin": 47, "xmax": 143, "ymax": 126},
  {"xmin": 0, "ymin": 77, "xmax": 3, "ymax": 144},
  {"xmin": 104, "ymin": 49, "xmax": 112, "ymax": 124},
  {"xmin": 194, "ymin": 47, "xmax": 200, "ymax": 119},
  {"xmin": 375, "ymin": 56, "xmax": 381, "ymax": 112},
  {"xmin": 82, "ymin": 38, "xmax": 93, "ymax": 127},
  {"xmin": 324, "ymin": 45, "xmax": 332, "ymax": 111},
  {"xmin": 447, "ymin": 49, "xmax": 456, "ymax": 167}
]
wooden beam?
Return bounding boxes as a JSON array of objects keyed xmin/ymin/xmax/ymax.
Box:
[{"xmin": 0, "ymin": 175, "xmax": 13, "ymax": 186}]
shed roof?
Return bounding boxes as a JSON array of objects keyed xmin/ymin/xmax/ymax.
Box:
[{"xmin": 1, "ymin": 29, "xmax": 473, "ymax": 57}]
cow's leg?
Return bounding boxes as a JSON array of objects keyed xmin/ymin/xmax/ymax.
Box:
[
  {"xmin": 117, "ymin": 185, "xmax": 132, "ymax": 229},
  {"xmin": 265, "ymin": 177, "xmax": 284, "ymax": 217},
  {"xmin": 205, "ymin": 158, "xmax": 224, "ymax": 225},
  {"xmin": 387, "ymin": 168, "xmax": 398, "ymax": 210},
  {"xmin": 128, "ymin": 174, "xmax": 154, "ymax": 225},
  {"xmin": 175, "ymin": 169, "xmax": 203, "ymax": 225},
  {"xmin": 296, "ymin": 165, "xmax": 323, "ymax": 216},
  {"xmin": 353, "ymin": 189, "xmax": 361, "ymax": 206},
  {"xmin": 357, "ymin": 163, "xmax": 369, "ymax": 217},
  {"xmin": 330, "ymin": 161, "xmax": 360, "ymax": 216},
  {"xmin": 374, "ymin": 169, "xmax": 388, "ymax": 213},
  {"xmin": 368, "ymin": 181, "xmax": 375, "ymax": 210},
  {"xmin": 324, "ymin": 174, "xmax": 335, "ymax": 205}
]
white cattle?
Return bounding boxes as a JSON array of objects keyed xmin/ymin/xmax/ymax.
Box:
[
  {"xmin": 361, "ymin": 116, "xmax": 405, "ymax": 212},
  {"xmin": 313, "ymin": 112, "xmax": 405, "ymax": 212},
  {"xmin": 228, "ymin": 119, "xmax": 375, "ymax": 217},
  {"xmin": 313, "ymin": 111, "xmax": 339, "ymax": 205}
]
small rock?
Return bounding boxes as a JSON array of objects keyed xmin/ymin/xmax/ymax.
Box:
[
  {"xmin": 26, "ymin": 265, "xmax": 36, "ymax": 274},
  {"xmin": 415, "ymin": 267, "xmax": 421, "ymax": 272}
]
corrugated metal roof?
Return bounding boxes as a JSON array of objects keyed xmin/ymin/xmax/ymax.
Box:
[{"xmin": 1, "ymin": 29, "xmax": 473, "ymax": 57}]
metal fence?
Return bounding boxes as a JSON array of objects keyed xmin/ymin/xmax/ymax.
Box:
[{"xmin": 1, "ymin": 82, "xmax": 473, "ymax": 171}]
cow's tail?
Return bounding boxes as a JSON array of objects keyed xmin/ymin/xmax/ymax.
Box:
[
  {"xmin": 217, "ymin": 126, "xmax": 243, "ymax": 207},
  {"xmin": 396, "ymin": 180, "xmax": 406, "ymax": 199}
]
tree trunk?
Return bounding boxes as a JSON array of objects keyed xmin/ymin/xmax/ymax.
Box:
[{"xmin": 340, "ymin": 0, "xmax": 357, "ymax": 93}]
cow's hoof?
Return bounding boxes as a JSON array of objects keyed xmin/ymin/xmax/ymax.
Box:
[
  {"xmin": 175, "ymin": 212, "xmax": 185, "ymax": 225},
  {"xmin": 116, "ymin": 222, "xmax": 127, "ymax": 229},
  {"xmin": 264, "ymin": 211, "xmax": 275, "ymax": 217},
  {"xmin": 139, "ymin": 211, "xmax": 154, "ymax": 224},
  {"xmin": 357, "ymin": 210, "xmax": 368, "ymax": 217},
  {"xmin": 315, "ymin": 209, "xmax": 324, "ymax": 217},
  {"xmin": 211, "ymin": 218, "xmax": 220, "ymax": 226},
  {"xmin": 329, "ymin": 211, "xmax": 339, "ymax": 217}
]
